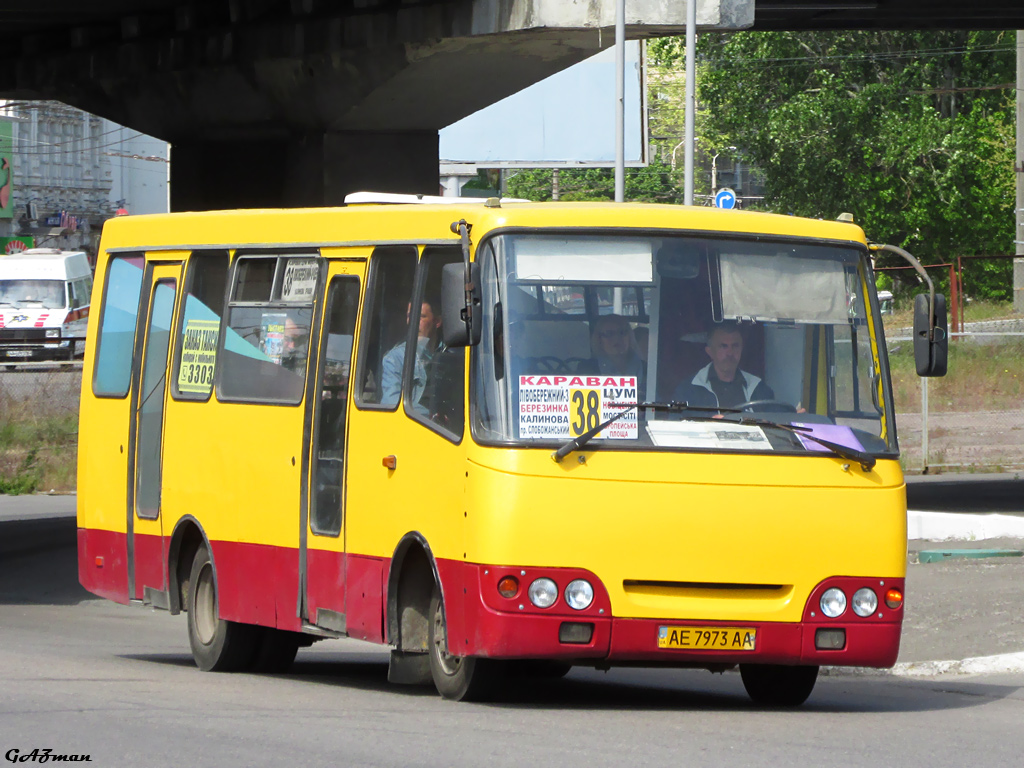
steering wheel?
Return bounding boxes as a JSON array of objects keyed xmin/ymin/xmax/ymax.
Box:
[{"xmin": 736, "ymin": 399, "xmax": 798, "ymax": 413}]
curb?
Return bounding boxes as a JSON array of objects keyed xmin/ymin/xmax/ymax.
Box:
[
  {"xmin": 917, "ymin": 548, "xmax": 1023, "ymax": 564},
  {"xmin": 823, "ymin": 651, "xmax": 1024, "ymax": 678}
]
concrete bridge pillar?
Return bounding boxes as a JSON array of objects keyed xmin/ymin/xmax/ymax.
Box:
[{"xmin": 170, "ymin": 131, "xmax": 439, "ymax": 211}]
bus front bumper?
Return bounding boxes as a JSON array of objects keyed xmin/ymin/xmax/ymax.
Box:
[{"xmin": 462, "ymin": 609, "xmax": 902, "ymax": 668}]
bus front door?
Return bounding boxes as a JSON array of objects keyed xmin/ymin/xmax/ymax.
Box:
[
  {"xmin": 301, "ymin": 262, "xmax": 364, "ymax": 633},
  {"xmin": 127, "ymin": 261, "xmax": 181, "ymax": 603}
]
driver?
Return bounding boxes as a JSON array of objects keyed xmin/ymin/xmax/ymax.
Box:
[{"xmin": 673, "ymin": 322, "xmax": 774, "ymax": 409}]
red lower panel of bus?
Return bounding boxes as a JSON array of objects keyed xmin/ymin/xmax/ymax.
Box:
[
  {"xmin": 441, "ymin": 559, "xmax": 903, "ymax": 668},
  {"xmin": 78, "ymin": 527, "xmax": 129, "ymax": 605},
  {"xmin": 78, "ymin": 529, "xmax": 900, "ymax": 668},
  {"xmin": 212, "ymin": 539, "xmax": 302, "ymax": 631},
  {"xmin": 78, "ymin": 527, "xmax": 386, "ymax": 643},
  {"xmin": 451, "ymin": 603, "xmax": 901, "ymax": 668}
]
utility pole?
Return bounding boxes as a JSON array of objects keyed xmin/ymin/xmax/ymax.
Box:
[
  {"xmin": 1016, "ymin": 31, "xmax": 1024, "ymax": 312},
  {"xmin": 683, "ymin": 0, "xmax": 696, "ymax": 206}
]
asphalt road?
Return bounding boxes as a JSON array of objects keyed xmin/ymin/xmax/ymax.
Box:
[
  {"xmin": 1, "ymin": 484, "xmax": 1023, "ymax": 767},
  {"xmin": 2, "ymin": 537, "xmax": 1024, "ymax": 768}
]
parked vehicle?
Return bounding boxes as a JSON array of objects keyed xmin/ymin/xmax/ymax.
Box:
[{"xmin": 0, "ymin": 248, "xmax": 93, "ymax": 360}]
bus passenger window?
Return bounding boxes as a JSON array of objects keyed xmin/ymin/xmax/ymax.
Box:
[
  {"xmin": 93, "ymin": 254, "xmax": 145, "ymax": 397},
  {"xmin": 410, "ymin": 247, "xmax": 465, "ymax": 439},
  {"xmin": 217, "ymin": 254, "xmax": 318, "ymax": 404},
  {"xmin": 355, "ymin": 247, "xmax": 417, "ymax": 408},
  {"xmin": 172, "ymin": 250, "xmax": 229, "ymax": 400}
]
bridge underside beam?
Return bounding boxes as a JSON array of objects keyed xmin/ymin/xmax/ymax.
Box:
[{"xmin": 170, "ymin": 131, "xmax": 440, "ymax": 211}]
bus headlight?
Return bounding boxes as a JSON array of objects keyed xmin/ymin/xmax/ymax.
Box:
[
  {"xmin": 852, "ymin": 588, "xmax": 878, "ymax": 617},
  {"xmin": 820, "ymin": 588, "xmax": 847, "ymax": 618},
  {"xmin": 528, "ymin": 578, "xmax": 558, "ymax": 608},
  {"xmin": 45, "ymin": 329, "xmax": 60, "ymax": 338},
  {"xmin": 564, "ymin": 579, "xmax": 594, "ymax": 611}
]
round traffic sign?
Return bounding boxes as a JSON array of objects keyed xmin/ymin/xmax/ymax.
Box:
[{"xmin": 714, "ymin": 188, "xmax": 737, "ymax": 209}]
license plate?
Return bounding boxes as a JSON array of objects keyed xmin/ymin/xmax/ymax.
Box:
[
  {"xmin": 658, "ymin": 626, "xmax": 756, "ymax": 651},
  {"xmin": 4, "ymin": 349, "xmax": 32, "ymax": 357}
]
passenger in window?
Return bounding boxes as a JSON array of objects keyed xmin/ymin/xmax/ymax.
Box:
[
  {"xmin": 380, "ymin": 300, "xmax": 443, "ymax": 413},
  {"xmin": 581, "ymin": 314, "xmax": 646, "ymax": 383},
  {"xmin": 673, "ymin": 322, "xmax": 774, "ymax": 409}
]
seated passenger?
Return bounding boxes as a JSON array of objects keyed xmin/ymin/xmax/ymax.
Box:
[
  {"xmin": 380, "ymin": 299, "xmax": 443, "ymax": 414},
  {"xmin": 673, "ymin": 321, "xmax": 774, "ymax": 409},
  {"xmin": 580, "ymin": 314, "xmax": 646, "ymax": 394}
]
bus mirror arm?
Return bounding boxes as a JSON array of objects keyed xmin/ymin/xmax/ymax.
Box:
[
  {"xmin": 441, "ymin": 221, "xmax": 482, "ymax": 348},
  {"xmin": 870, "ymin": 244, "xmax": 947, "ymax": 377}
]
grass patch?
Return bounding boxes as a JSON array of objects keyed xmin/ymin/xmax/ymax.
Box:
[
  {"xmin": 888, "ymin": 337, "xmax": 1024, "ymax": 413},
  {"xmin": 0, "ymin": 370, "xmax": 80, "ymax": 494}
]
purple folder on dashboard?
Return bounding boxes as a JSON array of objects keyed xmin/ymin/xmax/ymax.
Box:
[{"xmin": 791, "ymin": 423, "xmax": 865, "ymax": 453}]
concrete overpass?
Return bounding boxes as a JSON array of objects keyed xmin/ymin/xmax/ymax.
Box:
[{"xmin": 2, "ymin": 1, "xmax": 1023, "ymax": 209}]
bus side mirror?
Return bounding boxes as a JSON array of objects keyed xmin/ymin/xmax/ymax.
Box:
[
  {"xmin": 441, "ymin": 262, "xmax": 482, "ymax": 348},
  {"xmin": 913, "ymin": 293, "xmax": 947, "ymax": 377}
]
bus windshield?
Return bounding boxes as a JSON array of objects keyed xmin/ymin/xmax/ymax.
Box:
[
  {"xmin": 472, "ymin": 233, "xmax": 895, "ymax": 457},
  {"xmin": 0, "ymin": 279, "xmax": 67, "ymax": 309}
]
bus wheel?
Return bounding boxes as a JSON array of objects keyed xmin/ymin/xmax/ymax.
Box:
[
  {"xmin": 427, "ymin": 589, "xmax": 500, "ymax": 701},
  {"xmin": 739, "ymin": 663, "xmax": 819, "ymax": 707},
  {"xmin": 186, "ymin": 546, "xmax": 258, "ymax": 672}
]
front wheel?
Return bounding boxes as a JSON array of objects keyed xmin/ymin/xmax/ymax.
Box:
[
  {"xmin": 428, "ymin": 589, "xmax": 501, "ymax": 701},
  {"xmin": 739, "ymin": 663, "xmax": 819, "ymax": 707},
  {"xmin": 186, "ymin": 546, "xmax": 259, "ymax": 672}
]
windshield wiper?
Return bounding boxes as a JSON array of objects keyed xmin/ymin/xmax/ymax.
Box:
[
  {"xmin": 551, "ymin": 402, "xmax": 877, "ymax": 472},
  {"xmin": 734, "ymin": 416, "xmax": 876, "ymax": 471},
  {"xmin": 551, "ymin": 401, "xmax": 739, "ymax": 462}
]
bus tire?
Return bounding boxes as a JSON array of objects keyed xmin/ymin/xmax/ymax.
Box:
[
  {"xmin": 427, "ymin": 588, "xmax": 500, "ymax": 701},
  {"xmin": 251, "ymin": 628, "xmax": 301, "ymax": 674},
  {"xmin": 186, "ymin": 546, "xmax": 259, "ymax": 672},
  {"xmin": 739, "ymin": 663, "xmax": 819, "ymax": 707}
]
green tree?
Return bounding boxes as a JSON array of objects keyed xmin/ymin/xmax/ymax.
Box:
[
  {"xmin": 505, "ymin": 160, "xmax": 682, "ymax": 203},
  {"xmin": 697, "ymin": 30, "xmax": 1016, "ymax": 299}
]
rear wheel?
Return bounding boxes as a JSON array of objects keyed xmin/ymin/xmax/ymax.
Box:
[
  {"xmin": 740, "ymin": 663, "xmax": 819, "ymax": 707},
  {"xmin": 427, "ymin": 589, "xmax": 501, "ymax": 701},
  {"xmin": 186, "ymin": 546, "xmax": 259, "ymax": 671}
]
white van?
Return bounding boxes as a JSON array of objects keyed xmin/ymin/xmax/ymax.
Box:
[{"xmin": 0, "ymin": 248, "xmax": 93, "ymax": 360}]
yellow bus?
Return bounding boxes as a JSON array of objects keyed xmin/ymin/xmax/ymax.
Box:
[{"xmin": 77, "ymin": 198, "xmax": 946, "ymax": 705}]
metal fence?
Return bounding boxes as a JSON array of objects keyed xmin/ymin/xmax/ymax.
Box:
[{"xmin": 890, "ymin": 322, "xmax": 1024, "ymax": 473}]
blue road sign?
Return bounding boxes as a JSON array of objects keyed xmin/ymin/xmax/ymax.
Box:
[{"xmin": 714, "ymin": 188, "xmax": 737, "ymax": 209}]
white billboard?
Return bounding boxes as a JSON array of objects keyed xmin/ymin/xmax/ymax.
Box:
[{"xmin": 439, "ymin": 42, "xmax": 647, "ymax": 168}]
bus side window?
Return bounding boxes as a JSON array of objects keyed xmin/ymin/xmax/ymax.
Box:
[
  {"xmin": 172, "ymin": 250, "xmax": 229, "ymax": 400},
  {"xmin": 93, "ymin": 253, "xmax": 146, "ymax": 397},
  {"xmin": 409, "ymin": 246, "xmax": 464, "ymax": 439},
  {"xmin": 217, "ymin": 253, "xmax": 317, "ymax": 404},
  {"xmin": 354, "ymin": 246, "xmax": 417, "ymax": 408}
]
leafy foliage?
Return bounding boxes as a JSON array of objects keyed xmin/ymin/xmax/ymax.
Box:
[
  {"xmin": 696, "ymin": 30, "xmax": 1017, "ymax": 299},
  {"xmin": 505, "ymin": 160, "xmax": 683, "ymax": 203}
]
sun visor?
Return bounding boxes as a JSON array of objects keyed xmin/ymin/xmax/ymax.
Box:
[{"xmin": 719, "ymin": 251, "xmax": 849, "ymax": 324}]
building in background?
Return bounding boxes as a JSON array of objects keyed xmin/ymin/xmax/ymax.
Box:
[{"xmin": 0, "ymin": 101, "xmax": 168, "ymax": 259}]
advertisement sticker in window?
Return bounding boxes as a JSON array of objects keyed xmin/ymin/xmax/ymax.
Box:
[{"xmin": 518, "ymin": 374, "xmax": 637, "ymax": 440}]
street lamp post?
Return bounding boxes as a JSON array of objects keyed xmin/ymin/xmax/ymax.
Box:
[{"xmin": 711, "ymin": 146, "xmax": 737, "ymax": 201}]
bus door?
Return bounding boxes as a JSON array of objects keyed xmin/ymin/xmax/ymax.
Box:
[
  {"xmin": 301, "ymin": 261, "xmax": 365, "ymax": 633},
  {"xmin": 127, "ymin": 261, "xmax": 181, "ymax": 603}
]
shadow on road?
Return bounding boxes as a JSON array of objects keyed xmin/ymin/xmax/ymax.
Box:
[
  {"xmin": 907, "ymin": 475, "xmax": 1024, "ymax": 513},
  {"xmin": 0, "ymin": 517, "xmax": 93, "ymax": 606}
]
